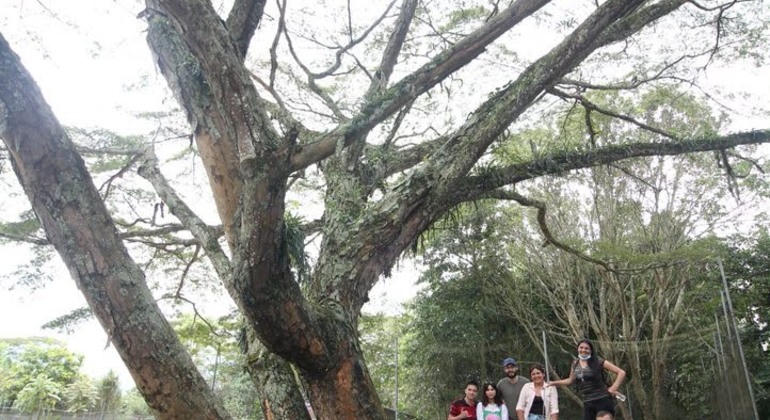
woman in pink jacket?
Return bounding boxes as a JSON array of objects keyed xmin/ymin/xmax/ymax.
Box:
[{"xmin": 516, "ymin": 364, "xmax": 558, "ymax": 420}]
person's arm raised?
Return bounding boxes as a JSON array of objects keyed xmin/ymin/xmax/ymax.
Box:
[{"xmin": 546, "ymin": 366, "xmax": 575, "ymax": 388}]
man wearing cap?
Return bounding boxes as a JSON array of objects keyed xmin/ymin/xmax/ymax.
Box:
[{"xmin": 497, "ymin": 357, "xmax": 529, "ymax": 420}]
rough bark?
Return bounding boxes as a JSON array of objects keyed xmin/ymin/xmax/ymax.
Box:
[
  {"xmin": 244, "ymin": 328, "xmax": 311, "ymax": 420},
  {"xmin": 141, "ymin": 1, "xmax": 389, "ymax": 416},
  {"xmin": 145, "ymin": 15, "xmax": 244, "ymax": 248},
  {"xmin": 226, "ymin": 0, "xmax": 267, "ymax": 59},
  {"xmin": 0, "ymin": 34, "xmax": 231, "ymax": 420},
  {"xmin": 303, "ymin": 340, "xmax": 386, "ymax": 420}
]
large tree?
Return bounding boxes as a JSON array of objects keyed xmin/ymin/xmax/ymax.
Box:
[{"xmin": 1, "ymin": 0, "xmax": 769, "ymax": 419}]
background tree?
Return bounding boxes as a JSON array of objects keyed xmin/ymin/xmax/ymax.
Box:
[
  {"xmin": 13, "ymin": 373, "xmax": 63, "ymax": 420},
  {"xmin": 95, "ymin": 371, "xmax": 122, "ymax": 420},
  {"xmin": 1, "ymin": 0, "xmax": 770, "ymax": 418},
  {"xmin": 0, "ymin": 338, "xmax": 83, "ymax": 409},
  {"xmin": 172, "ymin": 313, "xmax": 261, "ymax": 418},
  {"xmin": 215, "ymin": 363, "xmax": 261, "ymax": 420},
  {"xmin": 714, "ymin": 233, "xmax": 770, "ymax": 419},
  {"xmin": 64, "ymin": 374, "xmax": 98, "ymax": 418},
  {"xmin": 397, "ymin": 201, "xmax": 555, "ymax": 419},
  {"xmin": 489, "ymin": 88, "xmax": 766, "ymax": 418},
  {"xmin": 120, "ymin": 388, "xmax": 153, "ymax": 419},
  {"xmin": 359, "ymin": 312, "xmax": 407, "ymax": 413}
]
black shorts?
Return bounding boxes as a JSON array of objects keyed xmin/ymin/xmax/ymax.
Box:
[{"xmin": 583, "ymin": 395, "xmax": 615, "ymax": 420}]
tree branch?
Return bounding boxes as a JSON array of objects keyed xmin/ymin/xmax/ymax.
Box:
[
  {"xmin": 548, "ymin": 87, "xmax": 680, "ymax": 141},
  {"xmin": 172, "ymin": 243, "xmax": 200, "ymax": 297},
  {"xmin": 479, "ymin": 189, "xmax": 615, "ymax": 271},
  {"xmin": 120, "ymin": 223, "xmax": 223, "ymax": 239},
  {"xmin": 311, "ymin": 0, "xmax": 397, "ymax": 80},
  {"xmin": 145, "ymin": 0, "xmax": 283, "ymax": 152},
  {"xmin": 364, "ymin": 0, "xmax": 418, "ymax": 98},
  {"xmin": 137, "ymin": 147, "xmax": 231, "ymax": 279},
  {"xmin": 281, "ymin": 24, "xmax": 349, "ymax": 121},
  {"xmin": 226, "ymin": 0, "xmax": 267, "ymax": 60},
  {"xmin": 268, "ymin": 0, "xmax": 287, "ymax": 89},
  {"xmin": 98, "ymin": 153, "xmax": 144, "ymax": 201},
  {"xmin": 592, "ymin": 0, "xmax": 688, "ymax": 47},
  {"xmin": 290, "ymin": 0, "xmax": 552, "ymax": 170},
  {"xmin": 454, "ymin": 130, "xmax": 770, "ymax": 199},
  {"xmin": 0, "ymin": 231, "xmax": 49, "ymax": 245},
  {"xmin": 558, "ymin": 54, "xmax": 689, "ymax": 91},
  {"xmin": 340, "ymin": 0, "xmax": 418, "ymax": 171}
]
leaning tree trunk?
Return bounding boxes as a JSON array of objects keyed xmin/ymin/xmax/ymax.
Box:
[{"xmin": 0, "ymin": 34, "xmax": 232, "ymax": 420}]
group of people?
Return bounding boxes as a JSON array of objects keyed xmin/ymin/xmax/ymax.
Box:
[{"xmin": 448, "ymin": 339, "xmax": 626, "ymax": 420}]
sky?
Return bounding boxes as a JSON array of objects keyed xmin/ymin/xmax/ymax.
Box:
[{"xmin": 1, "ymin": 0, "xmax": 769, "ymax": 392}]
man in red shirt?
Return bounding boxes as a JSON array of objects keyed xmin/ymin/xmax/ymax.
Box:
[{"xmin": 448, "ymin": 380, "xmax": 479, "ymax": 420}]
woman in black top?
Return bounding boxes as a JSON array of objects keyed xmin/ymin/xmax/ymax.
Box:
[{"xmin": 546, "ymin": 339, "xmax": 625, "ymax": 420}]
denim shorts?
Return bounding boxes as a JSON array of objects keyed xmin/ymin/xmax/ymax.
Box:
[{"xmin": 527, "ymin": 414, "xmax": 546, "ymax": 420}]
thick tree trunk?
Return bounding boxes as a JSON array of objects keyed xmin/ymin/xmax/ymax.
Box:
[
  {"xmin": 0, "ymin": 34, "xmax": 231, "ymax": 420},
  {"xmin": 244, "ymin": 328, "xmax": 312, "ymax": 420},
  {"xmin": 145, "ymin": 15, "xmax": 244, "ymax": 248},
  {"xmin": 303, "ymin": 336, "xmax": 387, "ymax": 420}
]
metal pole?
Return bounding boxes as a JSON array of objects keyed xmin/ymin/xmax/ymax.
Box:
[
  {"xmin": 719, "ymin": 290, "xmax": 732, "ymax": 341},
  {"xmin": 542, "ymin": 330, "xmax": 550, "ymax": 382},
  {"xmin": 714, "ymin": 316, "xmax": 725, "ymax": 373},
  {"xmin": 626, "ymin": 388, "xmax": 634, "ymax": 420},
  {"xmin": 715, "ymin": 322, "xmax": 736, "ymax": 419},
  {"xmin": 718, "ymin": 258, "xmax": 760, "ymax": 420},
  {"xmin": 394, "ymin": 336, "xmax": 399, "ymax": 420}
]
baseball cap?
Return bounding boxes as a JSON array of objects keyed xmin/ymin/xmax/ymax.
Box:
[{"xmin": 502, "ymin": 357, "xmax": 517, "ymax": 367}]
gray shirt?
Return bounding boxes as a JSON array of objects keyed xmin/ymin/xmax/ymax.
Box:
[{"xmin": 497, "ymin": 376, "xmax": 530, "ymax": 420}]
